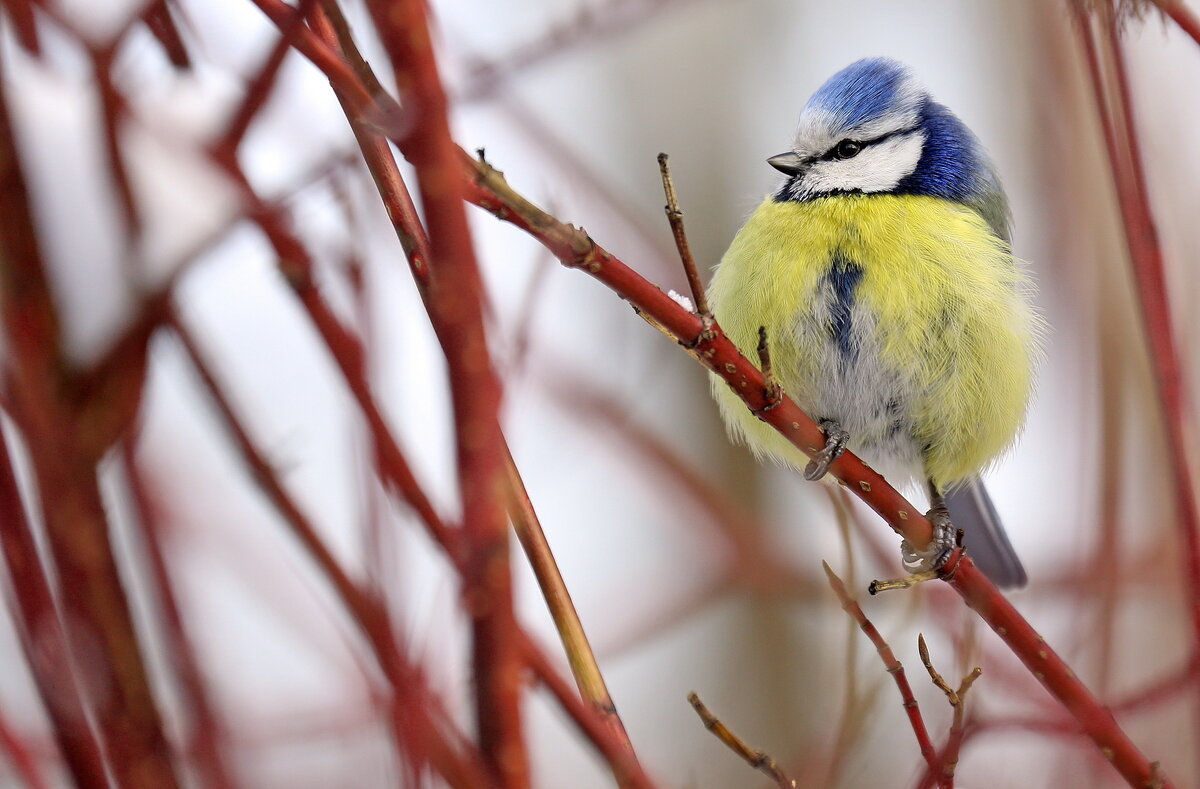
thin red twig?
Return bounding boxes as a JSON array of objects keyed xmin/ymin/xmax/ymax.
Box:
[
  {"xmin": 913, "ymin": 635, "xmax": 981, "ymax": 789},
  {"xmin": 823, "ymin": 563, "xmax": 939, "ymax": 775},
  {"xmin": 308, "ymin": 2, "xmax": 431, "ymax": 289},
  {"xmin": 1, "ymin": 0, "xmax": 40, "ymax": 55}
]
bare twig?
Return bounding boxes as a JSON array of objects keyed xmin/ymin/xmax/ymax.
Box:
[
  {"xmin": 916, "ymin": 635, "xmax": 982, "ymax": 789},
  {"xmin": 2, "ymin": 0, "xmax": 40, "ymax": 54},
  {"xmin": 823, "ymin": 562, "xmax": 939, "ymax": 774},
  {"xmin": 656, "ymin": 153, "xmax": 707, "ymax": 313},
  {"xmin": 217, "ymin": 0, "xmax": 319, "ymax": 155},
  {"xmin": 140, "ymin": 0, "xmax": 189, "ymax": 68},
  {"xmin": 687, "ymin": 692, "xmax": 796, "ymax": 789},
  {"xmin": 123, "ymin": 444, "xmax": 241, "ymax": 789}
]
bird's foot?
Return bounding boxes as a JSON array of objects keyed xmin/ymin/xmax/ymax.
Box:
[
  {"xmin": 901, "ymin": 504, "xmax": 957, "ymax": 572},
  {"xmin": 869, "ymin": 506, "xmax": 959, "ymax": 594},
  {"xmin": 804, "ymin": 419, "xmax": 849, "ymax": 481}
]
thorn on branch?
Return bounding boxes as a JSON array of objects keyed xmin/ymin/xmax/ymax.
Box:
[
  {"xmin": 656, "ymin": 153, "xmax": 708, "ymax": 315},
  {"xmin": 687, "ymin": 692, "xmax": 796, "ymax": 789}
]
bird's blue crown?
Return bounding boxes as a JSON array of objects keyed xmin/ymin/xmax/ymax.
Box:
[
  {"xmin": 777, "ymin": 58, "xmax": 1007, "ymax": 237},
  {"xmin": 806, "ymin": 58, "xmax": 918, "ymax": 133}
]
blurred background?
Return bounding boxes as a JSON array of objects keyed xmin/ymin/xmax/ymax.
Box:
[{"xmin": 1, "ymin": 0, "xmax": 1199, "ymax": 787}]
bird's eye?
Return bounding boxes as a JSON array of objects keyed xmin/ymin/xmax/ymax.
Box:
[{"xmin": 834, "ymin": 140, "xmax": 862, "ymax": 159}]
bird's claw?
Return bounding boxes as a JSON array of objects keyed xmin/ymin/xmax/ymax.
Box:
[
  {"xmin": 804, "ymin": 419, "xmax": 849, "ymax": 481},
  {"xmin": 872, "ymin": 507, "xmax": 959, "ymax": 594},
  {"xmin": 900, "ymin": 505, "xmax": 957, "ymax": 573}
]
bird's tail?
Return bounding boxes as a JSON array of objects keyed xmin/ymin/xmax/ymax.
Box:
[{"xmin": 945, "ymin": 478, "xmax": 1027, "ymax": 589}]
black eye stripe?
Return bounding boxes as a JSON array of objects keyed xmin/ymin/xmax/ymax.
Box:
[{"xmin": 819, "ymin": 124, "xmax": 920, "ymax": 161}]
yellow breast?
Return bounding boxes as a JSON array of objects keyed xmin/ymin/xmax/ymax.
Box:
[{"xmin": 707, "ymin": 194, "xmax": 1040, "ymax": 489}]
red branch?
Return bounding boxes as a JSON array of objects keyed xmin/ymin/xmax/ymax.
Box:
[
  {"xmin": 362, "ymin": 1, "xmax": 528, "ymax": 786},
  {"xmin": 0, "ymin": 421, "xmax": 107, "ymax": 788},
  {"xmin": 307, "ymin": 3, "xmax": 431, "ymax": 291},
  {"xmin": 943, "ymin": 556, "xmax": 1168, "ymax": 788},
  {"xmin": 0, "ymin": 0, "xmax": 40, "ymax": 55}
]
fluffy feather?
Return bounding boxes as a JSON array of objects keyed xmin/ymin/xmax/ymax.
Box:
[{"xmin": 707, "ymin": 194, "xmax": 1041, "ymax": 490}]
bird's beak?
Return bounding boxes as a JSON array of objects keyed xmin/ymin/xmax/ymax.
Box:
[{"xmin": 767, "ymin": 151, "xmax": 805, "ymax": 175}]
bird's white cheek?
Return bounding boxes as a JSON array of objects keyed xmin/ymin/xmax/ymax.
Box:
[{"xmin": 804, "ymin": 132, "xmax": 925, "ymax": 195}]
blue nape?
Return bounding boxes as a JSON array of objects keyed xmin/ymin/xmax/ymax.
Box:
[
  {"xmin": 825, "ymin": 252, "xmax": 864, "ymax": 360},
  {"xmin": 896, "ymin": 101, "xmax": 988, "ymax": 202},
  {"xmin": 807, "ymin": 58, "xmax": 911, "ymax": 131}
]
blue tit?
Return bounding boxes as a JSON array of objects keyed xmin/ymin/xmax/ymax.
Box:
[{"xmin": 707, "ymin": 58, "xmax": 1041, "ymax": 588}]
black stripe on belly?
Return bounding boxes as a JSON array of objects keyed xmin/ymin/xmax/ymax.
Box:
[{"xmin": 825, "ymin": 251, "xmax": 864, "ymax": 359}]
